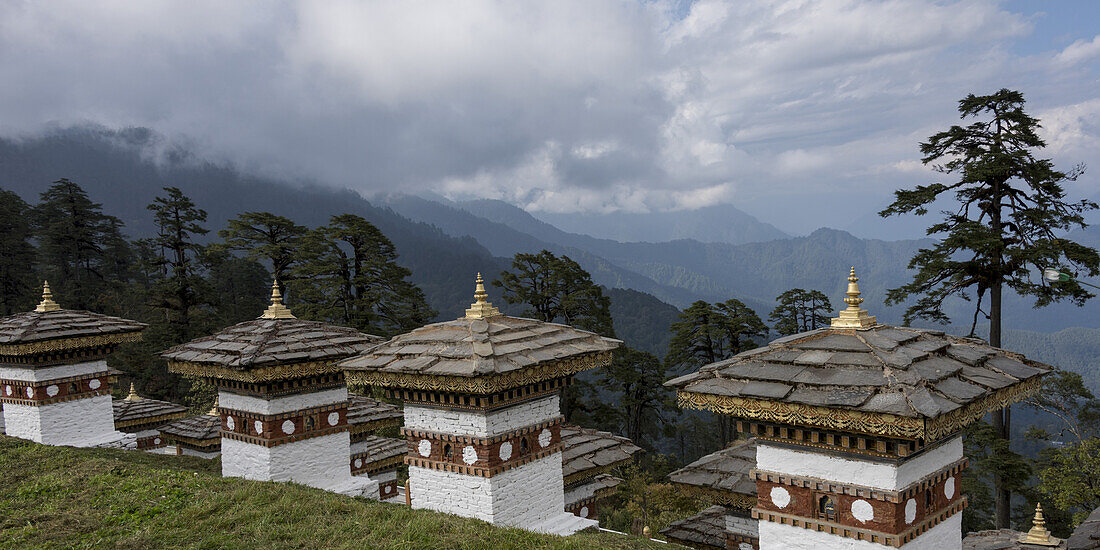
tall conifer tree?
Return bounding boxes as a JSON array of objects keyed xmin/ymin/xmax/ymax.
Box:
[{"xmin": 0, "ymin": 189, "xmax": 37, "ymax": 314}]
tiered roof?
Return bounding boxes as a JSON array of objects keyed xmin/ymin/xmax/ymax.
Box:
[
  {"xmin": 341, "ymin": 275, "xmax": 620, "ymax": 393},
  {"xmin": 668, "ymin": 439, "xmax": 757, "ymax": 509},
  {"xmin": 0, "ymin": 283, "xmax": 144, "ymax": 357},
  {"xmin": 667, "ymin": 269, "xmax": 1051, "ymax": 441},
  {"xmin": 560, "ymin": 425, "xmax": 642, "ymax": 485},
  {"xmin": 1068, "ymin": 506, "xmax": 1100, "ymax": 550},
  {"xmin": 159, "ymin": 414, "xmax": 221, "ymax": 447},
  {"xmin": 347, "ymin": 395, "xmax": 403, "ymax": 440},
  {"xmin": 659, "ymin": 505, "xmax": 728, "ymax": 550},
  {"xmin": 112, "ymin": 384, "xmax": 188, "ymax": 430},
  {"xmin": 350, "ymin": 435, "xmax": 406, "ymax": 475},
  {"xmin": 163, "ymin": 283, "xmax": 382, "ymax": 381}
]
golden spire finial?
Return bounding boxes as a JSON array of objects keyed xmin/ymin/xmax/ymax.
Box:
[
  {"xmin": 1021, "ymin": 503, "xmax": 1059, "ymax": 546},
  {"xmin": 831, "ymin": 267, "xmax": 877, "ymax": 329},
  {"xmin": 207, "ymin": 396, "xmax": 219, "ymax": 416},
  {"xmin": 260, "ymin": 279, "xmax": 295, "ymax": 319},
  {"xmin": 465, "ymin": 272, "xmax": 501, "ymax": 319},
  {"xmin": 35, "ymin": 281, "xmax": 61, "ymax": 312},
  {"xmin": 124, "ymin": 382, "xmax": 142, "ymax": 401}
]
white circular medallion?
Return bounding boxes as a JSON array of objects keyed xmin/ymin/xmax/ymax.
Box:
[
  {"xmin": 462, "ymin": 445, "xmax": 478, "ymax": 465},
  {"xmin": 88, "ymin": 379, "xmax": 101, "ymax": 390},
  {"xmin": 579, "ymin": 506, "xmax": 589, "ymax": 517},
  {"xmin": 905, "ymin": 499, "xmax": 917, "ymax": 524},
  {"xmin": 327, "ymin": 412, "xmax": 340, "ymax": 426},
  {"xmin": 851, "ymin": 499, "xmax": 874, "ymax": 522},
  {"xmin": 26, "ymin": 387, "xmax": 34, "ymax": 398},
  {"xmin": 154, "ymin": 437, "xmax": 161, "ymax": 445},
  {"xmin": 770, "ymin": 486, "xmax": 791, "ymax": 509},
  {"xmin": 282, "ymin": 420, "xmax": 296, "ymax": 435},
  {"xmin": 4, "ymin": 385, "xmax": 10, "ymax": 396},
  {"xmin": 226, "ymin": 416, "xmax": 235, "ymax": 430},
  {"xmin": 354, "ymin": 458, "xmax": 362, "ymax": 468},
  {"xmin": 46, "ymin": 385, "xmax": 59, "ymax": 397},
  {"xmin": 499, "ymin": 441, "xmax": 513, "ymax": 461},
  {"xmin": 944, "ymin": 476, "xmax": 956, "ymax": 499},
  {"xmin": 254, "ymin": 420, "xmax": 263, "ymax": 435},
  {"xmin": 383, "ymin": 485, "xmax": 391, "ymax": 494},
  {"xmin": 538, "ymin": 428, "xmax": 552, "ymax": 448},
  {"xmin": 418, "ymin": 439, "xmax": 431, "ymax": 457}
]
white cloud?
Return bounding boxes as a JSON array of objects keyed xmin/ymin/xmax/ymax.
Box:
[{"xmin": 0, "ymin": 0, "xmax": 1096, "ymax": 230}]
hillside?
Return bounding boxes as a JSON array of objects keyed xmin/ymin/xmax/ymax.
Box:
[
  {"xmin": 530, "ymin": 203, "xmax": 789, "ymax": 245},
  {"xmin": 0, "ymin": 436, "xmax": 664, "ymax": 550}
]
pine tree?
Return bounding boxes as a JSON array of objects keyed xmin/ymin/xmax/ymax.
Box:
[
  {"xmin": 0, "ymin": 189, "xmax": 37, "ymax": 314},
  {"xmin": 769, "ymin": 288, "xmax": 833, "ymax": 335},
  {"xmin": 665, "ymin": 301, "xmax": 726, "ymax": 374},
  {"xmin": 144, "ymin": 187, "xmax": 211, "ymax": 342},
  {"xmin": 880, "ymin": 89, "xmax": 1100, "ymax": 527},
  {"xmin": 595, "ymin": 346, "xmax": 674, "ymax": 447},
  {"xmin": 32, "ymin": 179, "xmax": 131, "ymax": 310},
  {"xmin": 290, "ymin": 214, "xmax": 434, "ymax": 337},
  {"xmin": 715, "ymin": 298, "xmax": 769, "ymax": 354},
  {"xmin": 494, "ymin": 250, "xmax": 615, "ymax": 337},
  {"xmin": 219, "ymin": 212, "xmax": 306, "ymax": 291}
]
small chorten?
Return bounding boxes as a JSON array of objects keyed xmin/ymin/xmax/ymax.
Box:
[
  {"xmin": 830, "ymin": 267, "xmax": 877, "ymax": 329},
  {"xmin": 124, "ymin": 382, "xmax": 142, "ymax": 401},
  {"xmin": 0, "ymin": 281, "xmax": 145, "ymax": 447},
  {"xmin": 35, "ymin": 281, "xmax": 60, "ymax": 312},
  {"xmin": 207, "ymin": 396, "xmax": 219, "ymax": 417},
  {"xmin": 260, "ymin": 280, "xmax": 295, "ymax": 320},
  {"xmin": 1022, "ymin": 503, "xmax": 1059, "ymax": 546},
  {"xmin": 465, "ymin": 273, "xmax": 501, "ymax": 319},
  {"xmin": 112, "ymin": 382, "xmax": 187, "ymax": 451}
]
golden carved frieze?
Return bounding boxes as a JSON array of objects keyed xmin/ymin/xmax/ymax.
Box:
[{"xmin": 0, "ymin": 332, "xmax": 141, "ymax": 357}]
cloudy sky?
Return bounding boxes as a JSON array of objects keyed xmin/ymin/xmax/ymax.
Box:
[{"xmin": 2, "ymin": 0, "xmax": 1098, "ymax": 237}]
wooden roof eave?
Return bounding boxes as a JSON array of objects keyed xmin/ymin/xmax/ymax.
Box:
[{"xmin": 0, "ymin": 330, "xmax": 143, "ymax": 357}]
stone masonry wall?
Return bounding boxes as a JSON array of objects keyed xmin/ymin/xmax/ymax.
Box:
[
  {"xmin": 4, "ymin": 394, "xmax": 123, "ymax": 446},
  {"xmin": 404, "ymin": 395, "xmax": 560, "ymax": 437}
]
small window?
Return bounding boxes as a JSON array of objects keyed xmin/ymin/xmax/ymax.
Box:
[
  {"xmin": 304, "ymin": 415, "xmax": 315, "ymax": 431},
  {"xmin": 925, "ymin": 489, "xmax": 933, "ymax": 509},
  {"xmin": 443, "ymin": 444, "xmax": 453, "ymax": 459},
  {"xmin": 520, "ymin": 438, "xmax": 530, "ymax": 456},
  {"xmin": 817, "ymin": 495, "xmax": 837, "ymax": 522}
]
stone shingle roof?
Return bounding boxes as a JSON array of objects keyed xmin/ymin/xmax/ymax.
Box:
[
  {"xmin": 340, "ymin": 314, "xmax": 620, "ymax": 392},
  {"xmin": 564, "ymin": 473, "xmax": 622, "ymax": 509},
  {"xmin": 1069, "ymin": 506, "xmax": 1100, "ymax": 550},
  {"xmin": 351, "ymin": 435, "xmax": 406, "ymax": 473},
  {"xmin": 667, "ymin": 326, "xmax": 1051, "ymax": 440},
  {"xmin": 669, "ymin": 439, "xmax": 756, "ymax": 506},
  {"xmin": 113, "ymin": 397, "xmax": 188, "ymax": 429},
  {"xmin": 0, "ymin": 309, "xmax": 144, "ymax": 353},
  {"xmin": 660, "ymin": 505, "xmax": 728, "ymax": 550},
  {"xmin": 560, "ymin": 425, "xmax": 642, "ymax": 484},
  {"xmin": 162, "ymin": 318, "xmax": 382, "ymax": 372},
  {"xmin": 347, "ymin": 395, "xmax": 402, "ymax": 433},
  {"xmin": 159, "ymin": 414, "xmax": 221, "ymax": 443}
]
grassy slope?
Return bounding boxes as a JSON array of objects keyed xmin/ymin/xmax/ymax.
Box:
[{"xmin": 0, "ymin": 437, "xmax": 667, "ymax": 550}]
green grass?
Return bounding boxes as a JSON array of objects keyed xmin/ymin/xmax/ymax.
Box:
[{"xmin": 0, "ymin": 436, "xmax": 669, "ymax": 550}]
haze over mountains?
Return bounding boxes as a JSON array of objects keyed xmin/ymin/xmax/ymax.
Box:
[{"xmin": 3, "ymin": 126, "xmax": 1100, "ymax": 390}]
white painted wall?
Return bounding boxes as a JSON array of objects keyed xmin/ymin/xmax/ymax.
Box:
[
  {"xmin": 403, "ymin": 395, "xmax": 560, "ymax": 437},
  {"xmin": 218, "ymin": 388, "xmax": 347, "ymax": 415},
  {"xmin": 221, "ymin": 430, "xmax": 378, "ymax": 497},
  {"xmin": 0, "ymin": 360, "xmax": 107, "ymax": 382},
  {"xmin": 759, "ymin": 512, "xmax": 961, "ymax": 550},
  {"xmin": 3, "ymin": 394, "xmax": 126, "ymax": 447},
  {"xmin": 755, "ymin": 437, "xmax": 963, "ymax": 491}
]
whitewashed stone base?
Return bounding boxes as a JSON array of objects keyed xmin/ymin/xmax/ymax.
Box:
[
  {"xmin": 179, "ymin": 447, "xmax": 220, "ymax": 459},
  {"xmin": 409, "ymin": 452, "xmax": 593, "ymax": 534},
  {"xmin": 4, "ymin": 395, "xmax": 129, "ymax": 447},
  {"xmin": 404, "ymin": 395, "xmax": 560, "ymax": 437},
  {"xmin": 221, "ymin": 432, "xmax": 379, "ymax": 498},
  {"xmin": 759, "ymin": 512, "xmax": 961, "ymax": 550}
]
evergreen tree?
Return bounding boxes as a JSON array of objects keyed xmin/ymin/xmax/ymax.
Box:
[
  {"xmin": 32, "ymin": 178, "xmax": 131, "ymax": 310},
  {"xmin": 768, "ymin": 288, "xmax": 832, "ymax": 335},
  {"xmin": 494, "ymin": 250, "xmax": 615, "ymax": 337},
  {"xmin": 144, "ymin": 187, "xmax": 211, "ymax": 342},
  {"xmin": 202, "ymin": 244, "xmax": 270, "ymax": 326},
  {"xmin": 880, "ymin": 89, "xmax": 1100, "ymax": 527},
  {"xmin": 595, "ymin": 346, "xmax": 674, "ymax": 448},
  {"xmin": 665, "ymin": 301, "xmax": 724, "ymax": 374},
  {"xmin": 715, "ymin": 298, "xmax": 769, "ymax": 354},
  {"xmin": 0, "ymin": 189, "xmax": 37, "ymax": 314},
  {"xmin": 290, "ymin": 214, "xmax": 434, "ymax": 337},
  {"xmin": 219, "ymin": 212, "xmax": 306, "ymax": 291}
]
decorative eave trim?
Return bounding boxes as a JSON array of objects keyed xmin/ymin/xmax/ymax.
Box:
[
  {"xmin": 167, "ymin": 360, "xmax": 343, "ymax": 382},
  {"xmin": 677, "ymin": 375, "xmax": 1043, "ymax": 441},
  {"xmin": 563, "ymin": 459, "xmax": 631, "ymax": 487},
  {"xmin": 163, "ymin": 434, "xmax": 221, "ymax": 448},
  {"xmin": 0, "ymin": 331, "xmax": 142, "ymax": 357},
  {"xmin": 345, "ymin": 351, "xmax": 611, "ymax": 395},
  {"xmin": 351, "ymin": 453, "xmax": 405, "ymax": 474},
  {"xmin": 115, "ymin": 411, "xmax": 188, "ymax": 430},
  {"xmin": 670, "ymin": 483, "xmax": 756, "ymax": 510}
]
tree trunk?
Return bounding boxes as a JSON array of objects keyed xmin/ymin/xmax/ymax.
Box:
[{"xmin": 990, "ymin": 205, "xmax": 1011, "ymax": 528}]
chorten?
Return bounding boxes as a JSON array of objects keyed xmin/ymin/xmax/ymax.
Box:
[
  {"xmin": 667, "ymin": 268, "xmax": 1051, "ymax": 550},
  {"xmin": 667, "ymin": 438, "xmax": 759, "ymax": 550},
  {"xmin": 159, "ymin": 400, "xmax": 223, "ymax": 459},
  {"xmin": 162, "ymin": 281, "xmax": 383, "ymax": 495},
  {"xmin": 112, "ymin": 382, "xmax": 187, "ymax": 451},
  {"xmin": 560, "ymin": 425, "xmax": 643, "ymax": 520},
  {"xmin": 0, "ymin": 282, "xmax": 145, "ymax": 446},
  {"xmin": 340, "ymin": 274, "xmax": 621, "ymax": 534}
]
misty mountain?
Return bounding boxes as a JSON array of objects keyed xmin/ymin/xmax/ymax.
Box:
[{"xmin": 530, "ymin": 204, "xmax": 790, "ymax": 245}]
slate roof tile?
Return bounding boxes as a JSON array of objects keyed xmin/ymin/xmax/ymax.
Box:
[
  {"xmin": 0, "ymin": 309, "xmax": 145, "ymax": 346},
  {"xmin": 659, "ymin": 505, "xmax": 729, "ymax": 550},
  {"xmin": 560, "ymin": 425, "xmax": 643, "ymax": 480}
]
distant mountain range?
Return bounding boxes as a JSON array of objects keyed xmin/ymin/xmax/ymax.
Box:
[{"xmin": 528, "ymin": 204, "xmax": 789, "ymax": 245}]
